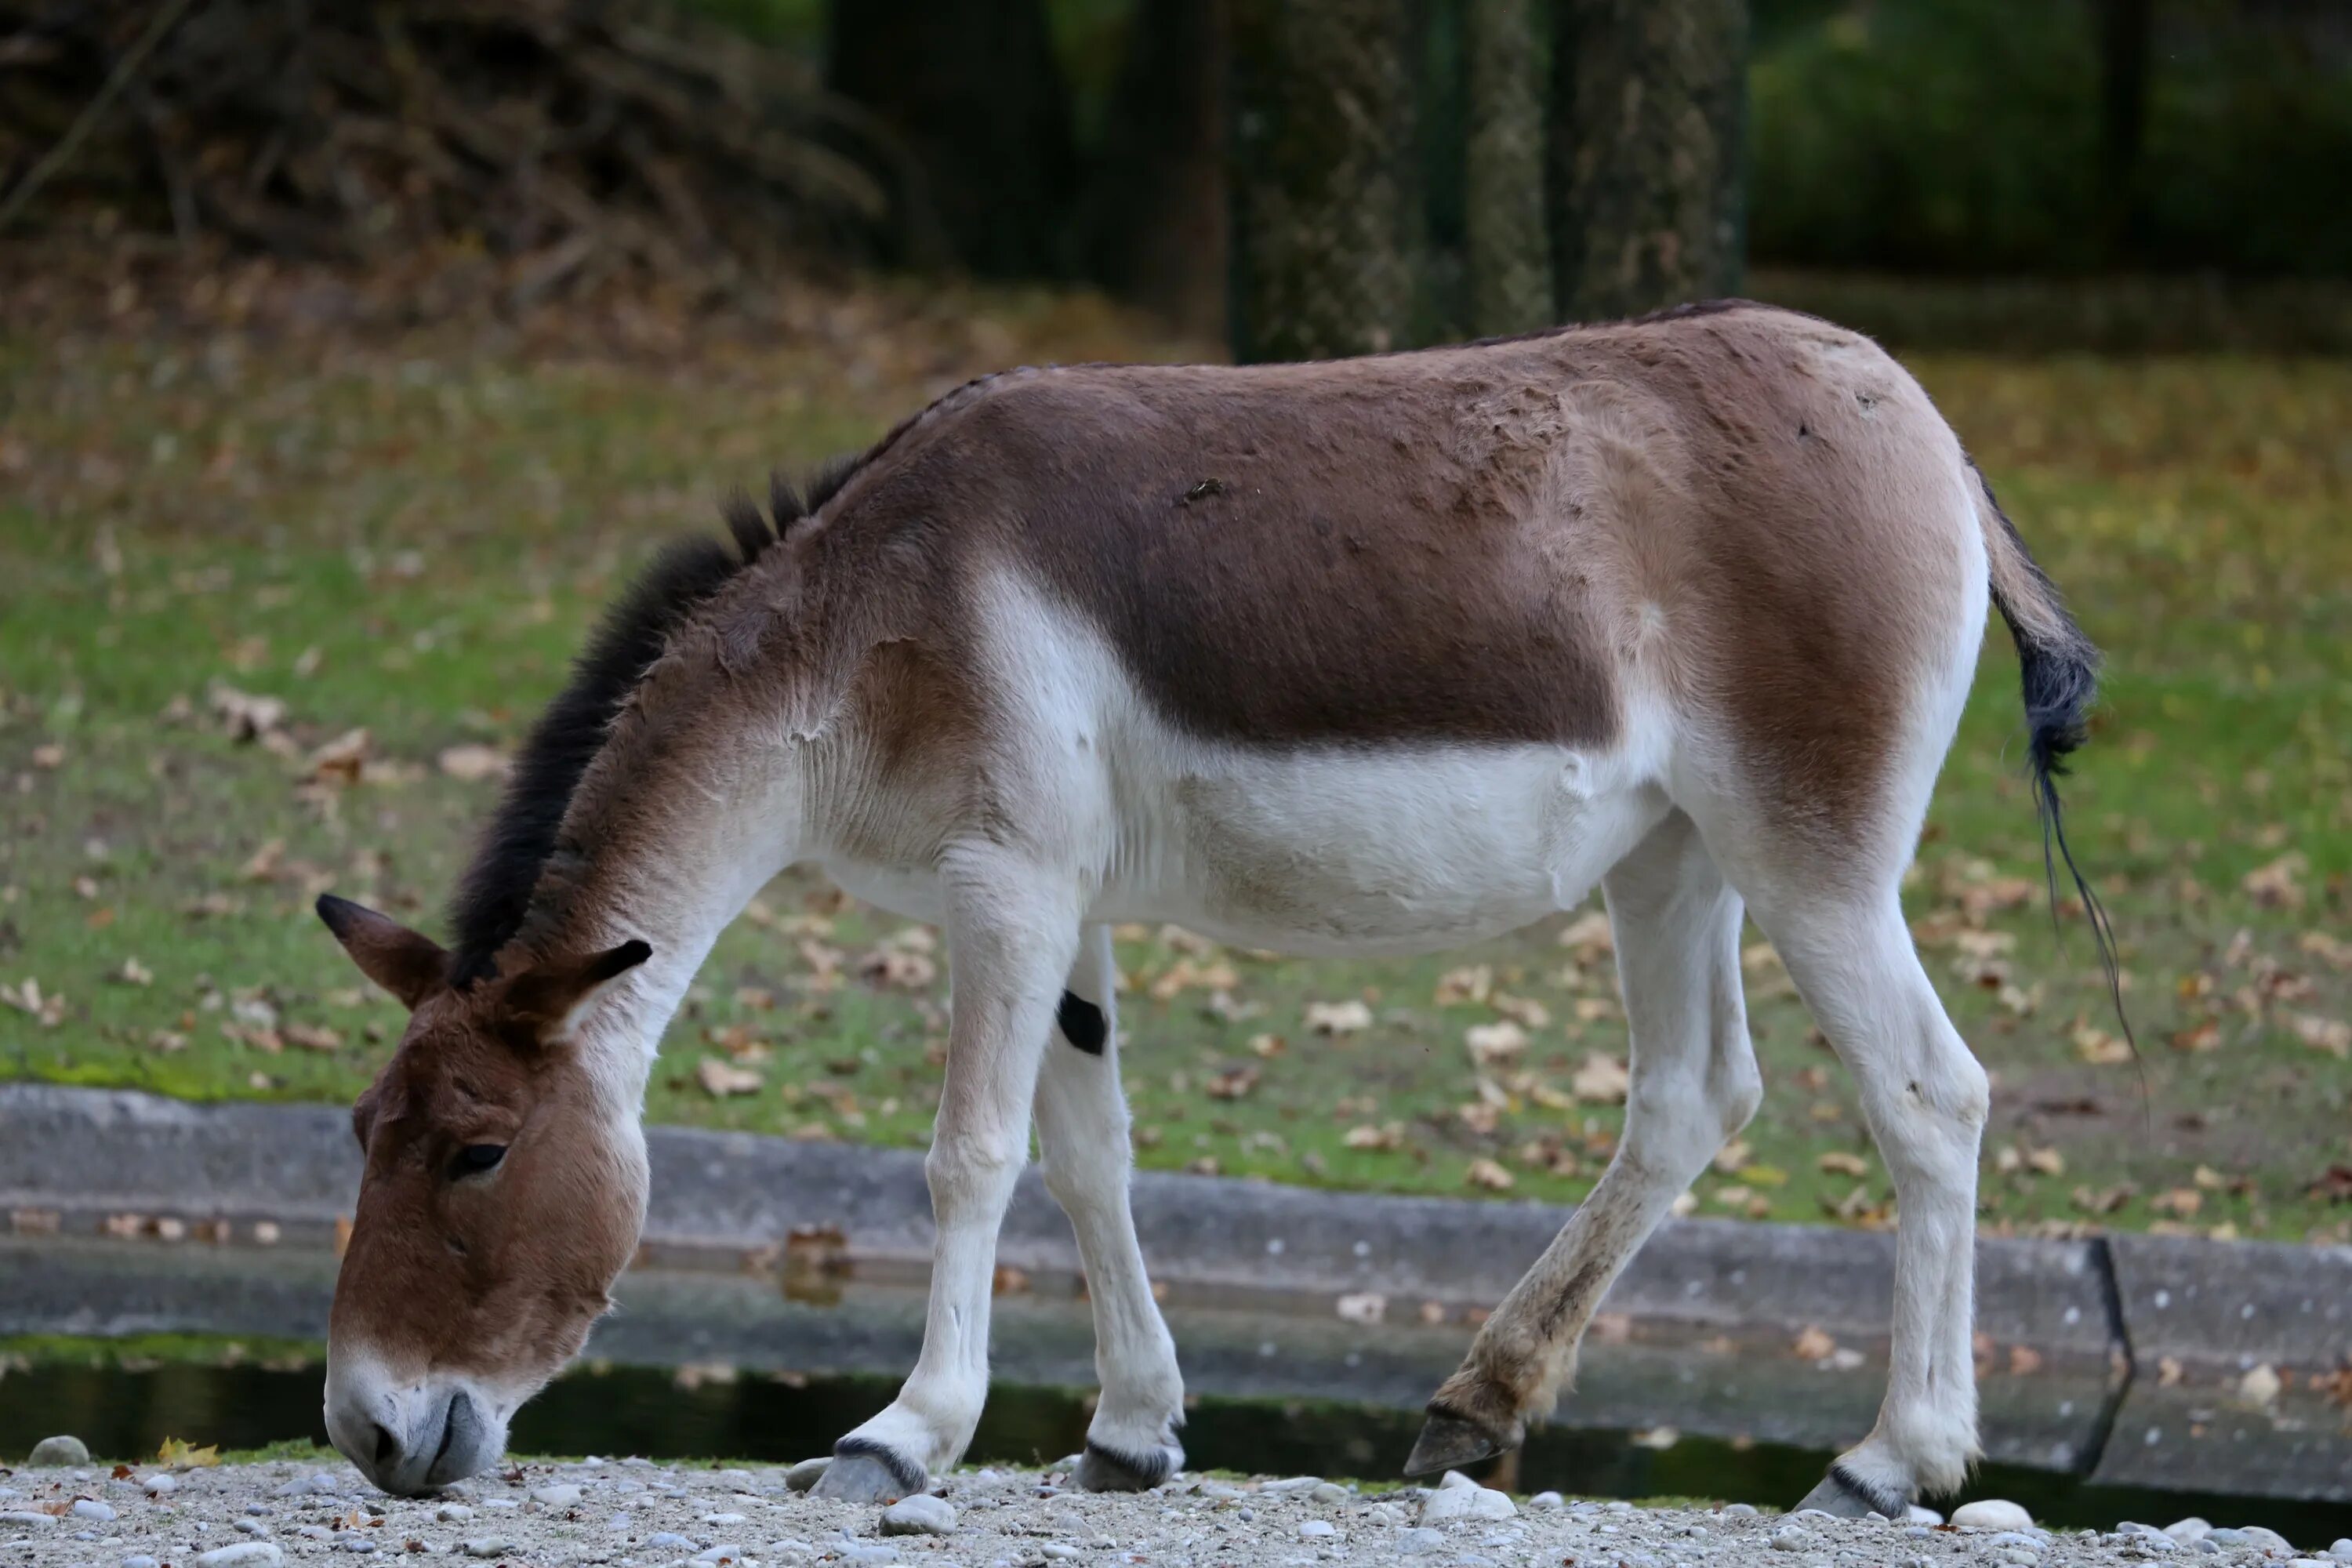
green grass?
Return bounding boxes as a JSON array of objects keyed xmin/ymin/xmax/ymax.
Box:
[{"xmin": 3, "ymin": 303, "xmax": 2349, "ymax": 1243}]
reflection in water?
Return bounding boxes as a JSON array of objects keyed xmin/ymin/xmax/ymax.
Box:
[{"xmin": 3, "ymin": 1350, "xmax": 2349, "ymax": 1544}]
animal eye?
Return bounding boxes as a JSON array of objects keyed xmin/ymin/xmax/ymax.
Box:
[{"xmin": 451, "ymin": 1144, "xmax": 507, "ymax": 1180}]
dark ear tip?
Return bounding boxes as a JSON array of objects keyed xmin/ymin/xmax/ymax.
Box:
[
  {"xmin": 315, "ymin": 892, "xmax": 354, "ymax": 931},
  {"xmin": 619, "ymin": 938, "xmax": 652, "ymax": 965}
]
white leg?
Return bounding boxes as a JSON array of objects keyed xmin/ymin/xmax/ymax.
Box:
[
  {"xmin": 1410, "ymin": 813, "xmax": 1760, "ymax": 1471},
  {"xmin": 1035, "ymin": 924, "xmax": 1187, "ymax": 1491},
  {"xmin": 1767, "ymin": 891, "xmax": 1987, "ymax": 1514},
  {"xmin": 816, "ymin": 851, "xmax": 1081, "ymax": 1501}
]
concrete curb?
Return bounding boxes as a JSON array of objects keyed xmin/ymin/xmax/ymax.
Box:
[
  {"xmin": 4, "ymin": 1083, "xmax": 2350, "ymax": 1501},
  {"xmin": 0, "ymin": 1083, "xmax": 2122, "ymax": 1354}
]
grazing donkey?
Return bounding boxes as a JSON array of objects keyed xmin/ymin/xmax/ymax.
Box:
[{"xmin": 315, "ymin": 301, "xmax": 2111, "ymax": 1515}]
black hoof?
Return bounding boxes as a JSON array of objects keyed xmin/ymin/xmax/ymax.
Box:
[
  {"xmin": 1403, "ymin": 1413, "xmax": 1507, "ymax": 1478},
  {"xmin": 1076, "ymin": 1439, "xmax": 1181, "ymax": 1493},
  {"xmin": 1791, "ymin": 1462, "xmax": 1907, "ymax": 1519},
  {"xmin": 811, "ymin": 1440, "xmax": 925, "ymax": 1504}
]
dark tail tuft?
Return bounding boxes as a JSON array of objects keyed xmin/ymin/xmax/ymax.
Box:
[{"xmin": 1974, "ymin": 461, "xmax": 2136, "ymax": 1058}]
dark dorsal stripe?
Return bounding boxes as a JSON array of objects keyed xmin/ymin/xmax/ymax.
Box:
[
  {"xmin": 1056, "ymin": 991, "xmax": 1108, "ymax": 1054},
  {"xmin": 445, "ymin": 479, "xmax": 813, "ymax": 986}
]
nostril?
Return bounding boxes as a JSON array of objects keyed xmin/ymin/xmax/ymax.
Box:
[{"xmin": 371, "ymin": 1421, "xmax": 401, "ymax": 1472}]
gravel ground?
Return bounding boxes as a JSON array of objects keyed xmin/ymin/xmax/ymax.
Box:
[{"xmin": 4, "ymin": 1452, "xmax": 2349, "ymax": 1568}]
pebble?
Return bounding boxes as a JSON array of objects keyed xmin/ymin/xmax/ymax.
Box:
[
  {"xmin": 1433, "ymin": 1472, "xmax": 1478, "ymax": 1493},
  {"xmin": 1296, "ymin": 1520, "xmax": 1335, "ymax": 1539},
  {"xmin": 2331, "ymin": 1541, "xmax": 2352, "ymax": 1561},
  {"xmin": 691, "ymin": 1544, "xmax": 745, "ymax": 1564},
  {"xmin": 26, "ymin": 1435, "xmax": 92, "ymax": 1467},
  {"xmin": 1907, "ymin": 1507, "xmax": 1945, "ymax": 1526},
  {"xmin": 2241, "ymin": 1527, "xmax": 2295, "ymax": 1555},
  {"xmin": 122, "ymin": 1556, "xmax": 161, "ymax": 1568},
  {"xmin": 785, "ymin": 1458, "xmax": 831, "ymax": 1494},
  {"xmin": 462, "ymin": 1540, "xmax": 515, "ymax": 1558},
  {"xmin": 1770, "ymin": 1526, "xmax": 1815, "ymax": 1552},
  {"xmin": 837, "ymin": 1541, "xmax": 902, "ymax": 1565},
  {"xmin": 1396, "ymin": 1526, "xmax": 1446, "ymax": 1555},
  {"xmin": 1951, "ymin": 1500, "xmax": 2035, "ymax": 1531},
  {"xmin": 234, "ymin": 1519, "xmax": 270, "ymax": 1537},
  {"xmin": 437, "ymin": 1504, "xmax": 474, "ymax": 1523},
  {"xmin": 1307, "ymin": 1482, "xmax": 1348, "ymax": 1505},
  {"xmin": 1419, "ymin": 1485, "xmax": 1515, "ymax": 1523},
  {"xmin": 338, "ymin": 1537, "xmax": 377, "ymax": 1553},
  {"xmin": 144, "ymin": 1473, "xmax": 180, "ymax": 1496},
  {"xmin": 193, "ymin": 1546, "xmax": 283, "ymax": 1568},
  {"xmin": 531, "ymin": 1484, "xmax": 583, "ymax": 1507},
  {"xmin": 645, "ymin": 1533, "xmax": 698, "ymax": 1550},
  {"xmin": 74, "ymin": 1499, "xmax": 118, "ymax": 1523},
  {"xmin": 1, "ymin": 1512, "xmax": 58, "ymax": 1527},
  {"xmin": 880, "ymin": 1496, "xmax": 959, "ymax": 1537},
  {"xmin": 1260, "ymin": 1476, "xmax": 1322, "ymax": 1495},
  {"xmin": 2165, "ymin": 1519, "xmax": 2214, "ymax": 1545},
  {"xmin": 1526, "ymin": 1492, "xmax": 1564, "ymax": 1511},
  {"xmin": 1721, "ymin": 1504, "xmax": 1759, "ymax": 1517}
]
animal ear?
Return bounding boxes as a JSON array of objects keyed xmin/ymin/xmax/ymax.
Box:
[
  {"xmin": 504, "ymin": 940, "xmax": 653, "ymax": 1040},
  {"xmin": 316, "ymin": 895, "xmax": 448, "ymax": 1009}
]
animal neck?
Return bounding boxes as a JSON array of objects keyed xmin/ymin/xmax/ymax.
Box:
[{"xmin": 518, "ymin": 732, "xmax": 808, "ymax": 1105}]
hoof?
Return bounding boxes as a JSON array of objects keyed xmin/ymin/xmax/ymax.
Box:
[
  {"xmin": 1791, "ymin": 1463, "xmax": 1907, "ymax": 1520},
  {"xmin": 1403, "ymin": 1413, "xmax": 1508, "ymax": 1478},
  {"xmin": 812, "ymin": 1443, "xmax": 925, "ymax": 1504},
  {"xmin": 1076, "ymin": 1439, "xmax": 1182, "ymax": 1493}
]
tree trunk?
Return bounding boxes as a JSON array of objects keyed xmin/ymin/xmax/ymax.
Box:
[
  {"xmin": 826, "ymin": 0, "xmax": 1076, "ymax": 278},
  {"xmin": 1229, "ymin": 0, "xmax": 1420, "ymax": 362},
  {"xmin": 1462, "ymin": 0, "xmax": 1552, "ymax": 336},
  {"xmin": 1547, "ymin": 0, "xmax": 1748, "ymax": 323},
  {"xmin": 1083, "ymin": 0, "xmax": 1229, "ymax": 339},
  {"xmin": 2094, "ymin": 0, "xmax": 2151, "ymax": 262}
]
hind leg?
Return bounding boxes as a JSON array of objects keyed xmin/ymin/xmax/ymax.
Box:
[
  {"xmin": 1409, "ymin": 811, "xmax": 1759, "ymax": 1472},
  {"xmin": 1737, "ymin": 878, "xmax": 1987, "ymax": 1514},
  {"xmin": 1035, "ymin": 925, "xmax": 1186, "ymax": 1491}
]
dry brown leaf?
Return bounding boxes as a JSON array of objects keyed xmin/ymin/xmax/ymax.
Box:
[
  {"xmin": 1247, "ymin": 1033, "xmax": 1286, "ymax": 1058},
  {"xmin": 1465, "ymin": 1157, "xmax": 1515, "ymax": 1192},
  {"xmin": 1558, "ymin": 910, "xmax": 1613, "ymax": 956},
  {"xmin": 2285, "ymin": 1012, "xmax": 2352, "ymax": 1057},
  {"xmin": 696, "ymin": 1058, "xmax": 763, "ymax": 1098},
  {"xmin": 1817, "ymin": 1150, "xmax": 1870, "ymax": 1178},
  {"xmin": 1465, "ymin": 1018, "xmax": 1529, "ymax": 1067},
  {"xmin": 437, "ymin": 742, "xmax": 511, "ymax": 782},
  {"xmin": 1490, "ymin": 993, "xmax": 1550, "ymax": 1029},
  {"xmin": 1305, "ymin": 998, "xmax": 1373, "ymax": 1036},
  {"xmin": 1344, "ymin": 1121, "xmax": 1405, "ymax": 1150},
  {"xmin": 1570, "ymin": 1051, "xmax": 1629, "ymax": 1103},
  {"xmin": 1205, "ymin": 1063, "xmax": 1260, "ymax": 1100},
  {"xmin": 2072, "ymin": 1024, "xmax": 2132, "ymax": 1065},
  {"xmin": 1435, "ymin": 964, "xmax": 1494, "ymax": 1006},
  {"xmin": 1791, "ymin": 1325, "xmax": 1838, "ymax": 1361},
  {"xmin": 2241, "ymin": 852, "xmax": 2307, "ymax": 909}
]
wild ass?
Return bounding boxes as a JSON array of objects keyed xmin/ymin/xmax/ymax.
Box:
[{"xmin": 314, "ymin": 300, "xmax": 2112, "ymax": 1515}]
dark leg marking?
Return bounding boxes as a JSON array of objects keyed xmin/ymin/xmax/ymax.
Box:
[{"xmin": 1057, "ymin": 991, "xmax": 1108, "ymax": 1055}]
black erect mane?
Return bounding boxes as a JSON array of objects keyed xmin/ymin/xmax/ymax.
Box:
[{"xmin": 445, "ymin": 474, "xmax": 815, "ymax": 987}]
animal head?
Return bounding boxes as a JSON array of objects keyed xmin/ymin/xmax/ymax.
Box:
[{"xmin": 314, "ymin": 893, "xmax": 651, "ymax": 1495}]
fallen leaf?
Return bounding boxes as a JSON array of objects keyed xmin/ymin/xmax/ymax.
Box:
[
  {"xmin": 2027, "ymin": 1147, "xmax": 2067, "ymax": 1177},
  {"xmin": 2241, "ymin": 852, "xmax": 2307, "ymax": 909},
  {"xmin": 1204, "ymin": 1063, "xmax": 1260, "ymax": 1100},
  {"xmin": 2285, "ymin": 1013, "xmax": 2352, "ymax": 1057},
  {"xmin": 436, "ymin": 742, "xmax": 511, "ymax": 782},
  {"xmin": 2238, "ymin": 1363, "xmax": 2281, "ymax": 1406},
  {"xmin": 1558, "ymin": 909, "xmax": 1614, "ymax": 956},
  {"xmin": 156, "ymin": 1437, "xmax": 220, "ymax": 1468},
  {"xmin": 1570, "ymin": 1051, "xmax": 1629, "ymax": 1103},
  {"xmin": 1465, "ymin": 1019, "xmax": 1529, "ymax": 1066},
  {"xmin": 307, "ymin": 728, "xmax": 370, "ymax": 786},
  {"xmin": 1335, "ymin": 1292, "xmax": 1387, "ymax": 1324},
  {"xmin": 1713, "ymin": 1139, "xmax": 1752, "ymax": 1173},
  {"xmin": 1305, "ymin": 999, "xmax": 1373, "ymax": 1036},
  {"xmin": 2072, "ymin": 1024, "xmax": 2132, "ymax": 1065},
  {"xmin": 1791, "ymin": 1326, "xmax": 1838, "ymax": 1361},
  {"xmin": 1435, "ymin": 964, "xmax": 1493, "ymax": 1006},
  {"xmin": 1465, "ymin": 1157, "xmax": 1515, "ymax": 1192},
  {"xmin": 1247, "ymin": 1032, "xmax": 1285, "ymax": 1058},
  {"xmin": 696, "ymin": 1058, "xmax": 763, "ymax": 1098},
  {"xmin": 31, "ymin": 742, "xmax": 64, "ymax": 769},
  {"xmin": 1344, "ymin": 1121, "xmax": 1405, "ymax": 1150},
  {"xmin": 1817, "ymin": 1150, "xmax": 1870, "ymax": 1178},
  {"xmin": 1491, "ymin": 993, "xmax": 1550, "ymax": 1029}
]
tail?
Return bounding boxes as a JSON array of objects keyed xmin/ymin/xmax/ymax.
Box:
[{"xmin": 1972, "ymin": 459, "xmax": 2134, "ymax": 1051}]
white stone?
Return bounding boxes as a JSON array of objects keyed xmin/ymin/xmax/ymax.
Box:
[
  {"xmin": 530, "ymin": 1486, "xmax": 583, "ymax": 1508},
  {"xmin": 193, "ymin": 1546, "xmax": 283, "ymax": 1568},
  {"xmin": 879, "ymin": 1496, "xmax": 957, "ymax": 1537},
  {"xmin": 2165, "ymin": 1518, "xmax": 2213, "ymax": 1544},
  {"xmin": 27, "ymin": 1436, "xmax": 91, "ymax": 1467},
  {"xmin": 1296, "ymin": 1521, "xmax": 1335, "ymax": 1539},
  {"xmin": 691, "ymin": 1545, "xmax": 744, "ymax": 1564},
  {"xmin": 1434, "ymin": 1471, "xmax": 1478, "ymax": 1492},
  {"xmin": 1396, "ymin": 1527, "xmax": 1445, "ymax": 1555},
  {"xmin": 1950, "ymin": 1500, "xmax": 2034, "ymax": 1532},
  {"xmin": 1420, "ymin": 1486, "xmax": 1514, "ymax": 1523},
  {"xmin": 122, "ymin": 1555, "xmax": 162, "ymax": 1568},
  {"xmin": 2328, "ymin": 1540, "xmax": 2352, "ymax": 1561},
  {"xmin": 143, "ymin": 1474, "xmax": 180, "ymax": 1496},
  {"xmin": 1770, "ymin": 1526, "xmax": 1814, "ymax": 1552},
  {"xmin": 784, "ymin": 1460, "xmax": 830, "ymax": 1494},
  {"xmin": 1526, "ymin": 1493, "xmax": 1564, "ymax": 1511},
  {"xmin": 437, "ymin": 1506, "xmax": 474, "ymax": 1523},
  {"xmin": 1907, "ymin": 1507, "xmax": 1944, "ymax": 1526},
  {"xmin": 2241, "ymin": 1527, "xmax": 2295, "ymax": 1555},
  {"xmin": 461, "ymin": 1540, "xmax": 514, "ymax": 1559},
  {"xmin": 0, "ymin": 1512, "xmax": 58, "ymax": 1527},
  {"xmin": 74, "ymin": 1500, "xmax": 118, "ymax": 1523}
]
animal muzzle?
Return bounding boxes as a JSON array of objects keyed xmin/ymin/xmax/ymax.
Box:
[{"xmin": 325, "ymin": 1360, "xmax": 506, "ymax": 1496}]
